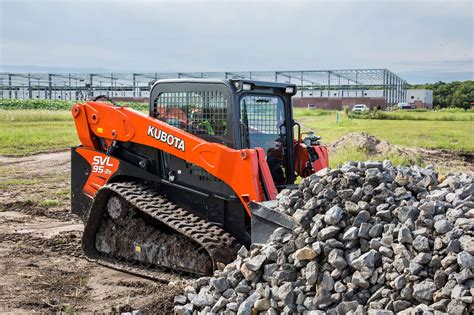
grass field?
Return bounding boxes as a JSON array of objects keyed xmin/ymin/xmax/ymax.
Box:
[
  {"xmin": 0, "ymin": 110, "xmax": 77, "ymax": 156},
  {"xmin": 294, "ymin": 108, "xmax": 474, "ymax": 152},
  {"xmin": 346, "ymin": 108, "xmax": 474, "ymax": 121},
  {"xmin": 0, "ymin": 109, "xmax": 473, "ymax": 165},
  {"xmin": 0, "ymin": 98, "xmax": 148, "ymax": 111}
]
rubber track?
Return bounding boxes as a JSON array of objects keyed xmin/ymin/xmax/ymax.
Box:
[{"xmin": 82, "ymin": 182, "xmax": 240, "ymax": 280}]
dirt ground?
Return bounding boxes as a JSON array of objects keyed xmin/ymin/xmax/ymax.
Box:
[
  {"xmin": 0, "ymin": 138, "xmax": 472, "ymax": 313},
  {"xmin": 0, "ymin": 152, "xmax": 183, "ymax": 314}
]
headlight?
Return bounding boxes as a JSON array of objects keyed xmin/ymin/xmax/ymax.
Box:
[{"xmin": 242, "ymin": 83, "xmax": 252, "ymax": 91}]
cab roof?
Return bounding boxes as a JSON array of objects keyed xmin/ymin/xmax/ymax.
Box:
[{"xmin": 149, "ymin": 78, "xmax": 297, "ymax": 95}]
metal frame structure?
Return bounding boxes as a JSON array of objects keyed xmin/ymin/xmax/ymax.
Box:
[{"xmin": 0, "ymin": 69, "xmax": 407, "ymax": 105}]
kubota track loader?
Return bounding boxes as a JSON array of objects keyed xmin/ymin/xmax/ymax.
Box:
[{"xmin": 71, "ymin": 79, "xmax": 328, "ymax": 277}]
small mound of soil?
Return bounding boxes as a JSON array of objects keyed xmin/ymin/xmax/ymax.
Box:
[
  {"xmin": 327, "ymin": 132, "xmax": 474, "ymax": 173},
  {"xmin": 327, "ymin": 132, "xmax": 404, "ymax": 156}
]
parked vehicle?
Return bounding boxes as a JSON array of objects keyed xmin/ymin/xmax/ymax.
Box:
[
  {"xmin": 397, "ymin": 102, "xmax": 414, "ymax": 110},
  {"xmin": 351, "ymin": 104, "xmax": 370, "ymax": 113},
  {"xmin": 70, "ymin": 79, "xmax": 329, "ymax": 277}
]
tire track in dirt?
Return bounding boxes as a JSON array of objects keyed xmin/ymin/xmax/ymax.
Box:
[{"xmin": 0, "ymin": 151, "xmax": 183, "ymax": 313}]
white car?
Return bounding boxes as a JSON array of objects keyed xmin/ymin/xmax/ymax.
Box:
[
  {"xmin": 351, "ymin": 104, "xmax": 370, "ymax": 113},
  {"xmin": 397, "ymin": 102, "xmax": 414, "ymax": 110}
]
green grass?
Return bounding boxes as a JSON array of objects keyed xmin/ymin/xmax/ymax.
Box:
[
  {"xmin": 0, "ymin": 98, "xmax": 148, "ymax": 111},
  {"xmin": 294, "ymin": 108, "xmax": 474, "ymax": 152},
  {"xmin": 294, "ymin": 109, "xmax": 334, "ymax": 117},
  {"xmin": 39, "ymin": 199, "xmax": 61, "ymax": 207},
  {"xmin": 349, "ymin": 109, "xmax": 474, "ymax": 121},
  {"xmin": 0, "ymin": 110, "xmax": 77, "ymax": 156},
  {"xmin": 0, "ymin": 108, "xmax": 473, "ymax": 157},
  {"xmin": 0, "ymin": 109, "xmax": 73, "ymax": 122},
  {"xmin": 0, "ymin": 179, "xmax": 39, "ymax": 189}
]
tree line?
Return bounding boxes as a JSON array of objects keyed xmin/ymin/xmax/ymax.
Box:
[{"xmin": 408, "ymin": 80, "xmax": 473, "ymax": 109}]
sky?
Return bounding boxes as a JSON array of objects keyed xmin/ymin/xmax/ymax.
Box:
[{"xmin": 0, "ymin": 0, "xmax": 472, "ymax": 83}]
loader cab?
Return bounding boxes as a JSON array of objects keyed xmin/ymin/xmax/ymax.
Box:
[{"xmin": 149, "ymin": 79, "xmax": 297, "ymax": 188}]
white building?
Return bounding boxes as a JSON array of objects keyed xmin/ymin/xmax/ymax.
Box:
[{"xmin": 406, "ymin": 89, "xmax": 433, "ymax": 109}]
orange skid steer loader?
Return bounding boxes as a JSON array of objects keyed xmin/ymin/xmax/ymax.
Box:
[{"xmin": 71, "ymin": 79, "xmax": 328, "ymax": 277}]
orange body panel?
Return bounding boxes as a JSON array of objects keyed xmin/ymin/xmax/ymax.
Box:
[
  {"xmin": 76, "ymin": 147, "xmax": 120, "ymax": 197},
  {"xmin": 255, "ymin": 148, "xmax": 278, "ymax": 200},
  {"xmin": 294, "ymin": 142, "xmax": 329, "ymax": 177},
  {"xmin": 72, "ymin": 102, "xmax": 268, "ymax": 216}
]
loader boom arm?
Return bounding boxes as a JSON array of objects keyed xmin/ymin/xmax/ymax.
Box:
[{"xmin": 72, "ymin": 101, "xmax": 277, "ymax": 215}]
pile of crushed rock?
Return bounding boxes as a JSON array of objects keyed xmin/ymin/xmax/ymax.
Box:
[{"xmin": 174, "ymin": 161, "xmax": 473, "ymax": 314}]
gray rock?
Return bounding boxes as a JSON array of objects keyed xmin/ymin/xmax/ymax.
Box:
[
  {"xmin": 409, "ymin": 261, "xmax": 423, "ymax": 275},
  {"xmin": 459, "ymin": 235, "xmax": 474, "ymax": 255},
  {"xmin": 392, "ymin": 274, "xmax": 406, "ymax": 290},
  {"xmin": 397, "ymin": 206, "xmax": 420, "ymax": 223},
  {"xmin": 227, "ymin": 302, "xmax": 238, "ymax": 312},
  {"xmin": 358, "ymin": 222, "xmax": 372, "ymax": 239},
  {"xmin": 237, "ymin": 292, "xmax": 260, "ymax": 315},
  {"xmin": 430, "ymin": 299, "xmax": 450, "ymax": 312},
  {"xmin": 305, "ymin": 261, "xmax": 319, "ymax": 285},
  {"xmin": 227, "ymin": 270, "xmax": 243, "ymax": 288},
  {"xmin": 434, "ymin": 270, "xmax": 447, "ymax": 288},
  {"xmin": 412, "ymin": 235, "xmax": 430, "ymax": 252},
  {"xmin": 222, "ymin": 288, "xmax": 235, "ymax": 298},
  {"xmin": 457, "ymin": 183, "xmax": 474, "ymax": 199},
  {"xmin": 235, "ymin": 280, "xmax": 252, "ymax": 293},
  {"xmin": 195, "ymin": 277, "xmax": 210, "ymax": 287},
  {"xmin": 353, "ymin": 210, "xmax": 371, "ymax": 227},
  {"xmin": 446, "ymin": 299, "xmax": 467, "ymax": 314},
  {"xmin": 191, "ymin": 291, "xmax": 215, "ymax": 308},
  {"xmin": 369, "ymin": 223, "xmax": 384, "ymax": 238},
  {"xmin": 368, "ymin": 310, "xmax": 394, "ymax": 315},
  {"xmin": 365, "ymin": 168, "xmax": 383, "ymax": 182},
  {"xmin": 398, "ymin": 225, "xmax": 413, "ymax": 244},
  {"xmin": 321, "ymin": 271, "xmax": 335, "ymax": 291},
  {"xmin": 211, "ymin": 296, "xmax": 228, "ymax": 313},
  {"xmin": 434, "ymin": 219, "xmax": 454, "ymax": 234},
  {"xmin": 352, "ymin": 270, "xmax": 370, "ymax": 289},
  {"xmin": 393, "ymin": 300, "xmax": 411, "ymax": 312},
  {"xmin": 263, "ymin": 245, "xmax": 278, "ymax": 262},
  {"xmin": 246, "ymin": 254, "xmax": 266, "ymax": 271},
  {"xmin": 173, "ymin": 305, "xmax": 187, "ymax": 315},
  {"xmin": 336, "ymin": 301, "xmax": 359, "ymax": 313},
  {"xmin": 324, "ymin": 205, "xmax": 343, "ymax": 225},
  {"xmin": 328, "ymin": 249, "xmax": 347, "ymax": 270},
  {"xmin": 277, "ymin": 282, "xmax": 294, "ymax": 305},
  {"xmin": 273, "ymin": 265, "xmax": 297, "ymax": 285},
  {"xmin": 345, "ymin": 201, "xmax": 359, "ymax": 213},
  {"xmin": 174, "ymin": 295, "xmax": 187, "ymax": 305},
  {"xmin": 342, "ymin": 226, "xmax": 359, "ymax": 241},
  {"xmin": 317, "ymin": 226, "xmax": 340, "ymax": 241},
  {"xmin": 210, "ymin": 277, "xmax": 229, "ymax": 293},
  {"xmin": 351, "ymin": 249, "xmax": 380, "ymax": 270},
  {"xmin": 313, "ymin": 288, "xmax": 331, "ymax": 308},
  {"xmin": 293, "ymin": 209, "xmax": 310, "ymax": 225},
  {"xmin": 413, "ymin": 280, "xmax": 436, "ymax": 303},
  {"xmin": 238, "ymin": 245, "xmax": 249, "ymax": 258},
  {"xmin": 324, "ymin": 188, "xmax": 337, "ymax": 199},
  {"xmin": 457, "ymin": 251, "xmax": 473, "ymax": 270},
  {"xmin": 334, "ymin": 281, "xmax": 347, "ymax": 293}
]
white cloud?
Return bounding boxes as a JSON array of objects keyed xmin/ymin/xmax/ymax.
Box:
[{"xmin": 0, "ymin": 0, "xmax": 472, "ymax": 82}]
